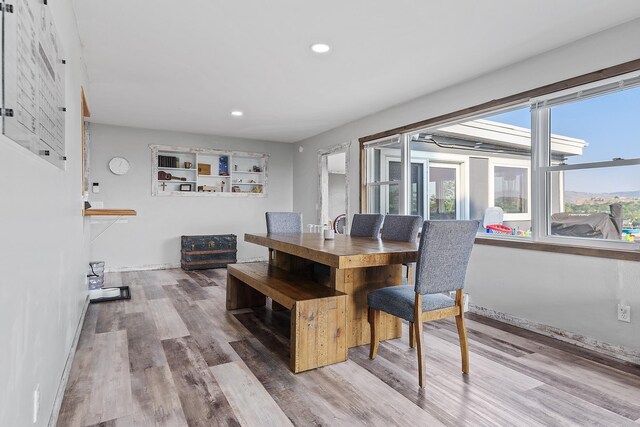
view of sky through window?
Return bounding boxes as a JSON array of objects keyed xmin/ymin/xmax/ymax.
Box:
[{"xmin": 485, "ymin": 86, "xmax": 640, "ymax": 193}]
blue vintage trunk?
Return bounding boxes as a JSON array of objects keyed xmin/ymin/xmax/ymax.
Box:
[{"xmin": 181, "ymin": 234, "xmax": 237, "ymax": 270}]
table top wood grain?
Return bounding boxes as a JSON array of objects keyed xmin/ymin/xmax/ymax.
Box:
[{"xmin": 245, "ymin": 233, "xmax": 418, "ymax": 269}]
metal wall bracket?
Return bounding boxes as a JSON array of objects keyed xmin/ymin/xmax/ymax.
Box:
[{"xmin": 91, "ymin": 216, "xmax": 124, "ymax": 244}]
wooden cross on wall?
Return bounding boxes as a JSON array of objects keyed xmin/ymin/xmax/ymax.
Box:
[{"xmin": 160, "ymin": 182, "xmax": 167, "ymax": 191}]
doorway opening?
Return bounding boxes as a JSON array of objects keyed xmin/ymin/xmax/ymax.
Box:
[{"xmin": 318, "ymin": 142, "xmax": 351, "ymax": 233}]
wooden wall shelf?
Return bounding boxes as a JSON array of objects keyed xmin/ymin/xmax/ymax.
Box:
[{"xmin": 84, "ymin": 209, "xmax": 137, "ymax": 216}]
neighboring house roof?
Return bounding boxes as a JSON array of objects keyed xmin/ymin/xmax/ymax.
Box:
[{"xmin": 436, "ymin": 119, "xmax": 587, "ymax": 156}]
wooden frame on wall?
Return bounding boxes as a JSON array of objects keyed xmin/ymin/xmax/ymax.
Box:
[
  {"xmin": 81, "ymin": 86, "xmax": 91, "ymax": 195},
  {"xmin": 358, "ymin": 58, "xmax": 640, "ymax": 261},
  {"xmin": 317, "ymin": 141, "xmax": 351, "ymax": 229}
]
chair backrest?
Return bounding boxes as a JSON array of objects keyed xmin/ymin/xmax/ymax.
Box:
[
  {"xmin": 265, "ymin": 212, "xmax": 303, "ymax": 234},
  {"xmin": 350, "ymin": 214, "xmax": 384, "ymax": 238},
  {"xmin": 483, "ymin": 207, "xmax": 504, "ymax": 228},
  {"xmin": 414, "ymin": 220, "xmax": 479, "ymax": 294},
  {"xmin": 381, "ymin": 215, "xmax": 422, "ymax": 242}
]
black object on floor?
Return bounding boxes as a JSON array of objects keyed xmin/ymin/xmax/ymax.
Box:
[{"xmin": 89, "ymin": 286, "xmax": 131, "ymax": 304}]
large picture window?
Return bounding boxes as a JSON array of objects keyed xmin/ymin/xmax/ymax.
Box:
[
  {"xmin": 537, "ymin": 77, "xmax": 640, "ymax": 247},
  {"xmin": 362, "ymin": 70, "xmax": 640, "ymax": 251}
]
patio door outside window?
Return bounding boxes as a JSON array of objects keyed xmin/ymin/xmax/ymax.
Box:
[
  {"xmin": 428, "ymin": 162, "xmax": 461, "ymax": 220},
  {"xmin": 387, "ymin": 159, "xmax": 461, "ymax": 219}
]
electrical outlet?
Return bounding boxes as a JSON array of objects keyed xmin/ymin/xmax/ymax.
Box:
[
  {"xmin": 618, "ymin": 304, "xmax": 631, "ymax": 323},
  {"xmin": 33, "ymin": 384, "xmax": 40, "ymax": 423}
]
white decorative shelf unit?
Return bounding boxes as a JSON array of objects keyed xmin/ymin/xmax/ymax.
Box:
[{"xmin": 150, "ymin": 145, "xmax": 269, "ymax": 197}]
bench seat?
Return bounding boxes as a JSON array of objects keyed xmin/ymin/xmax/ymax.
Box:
[{"xmin": 227, "ymin": 262, "xmax": 347, "ymax": 372}]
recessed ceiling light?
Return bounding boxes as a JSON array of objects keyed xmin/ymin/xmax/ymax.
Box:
[
  {"xmin": 310, "ymin": 43, "xmax": 331, "ymax": 54},
  {"xmin": 231, "ymin": 110, "xmax": 243, "ymax": 117}
]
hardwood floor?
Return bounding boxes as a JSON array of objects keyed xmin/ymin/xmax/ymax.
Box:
[{"xmin": 57, "ymin": 268, "xmax": 640, "ymax": 426}]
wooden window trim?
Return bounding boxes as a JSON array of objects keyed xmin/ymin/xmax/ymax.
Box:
[
  {"xmin": 81, "ymin": 87, "xmax": 91, "ymax": 195},
  {"xmin": 359, "ymin": 58, "xmax": 640, "ymax": 144},
  {"xmin": 474, "ymin": 237, "xmax": 640, "ymax": 262},
  {"xmin": 359, "ymin": 59, "xmax": 640, "ymax": 261}
]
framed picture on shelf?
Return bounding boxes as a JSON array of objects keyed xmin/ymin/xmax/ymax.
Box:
[
  {"xmin": 179, "ymin": 183, "xmax": 192, "ymax": 192},
  {"xmin": 198, "ymin": 163, "xmax": 211, "ymax": 175}
]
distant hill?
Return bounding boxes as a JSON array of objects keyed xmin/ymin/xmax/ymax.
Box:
[{"xmin": 564, "ymin": 191, "xmax": 640, "ymax": 204}]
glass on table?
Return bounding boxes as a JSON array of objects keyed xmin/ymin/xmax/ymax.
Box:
[{"xmin": 307, "ymin": 224, "xmax": 326, "ymax": 233}]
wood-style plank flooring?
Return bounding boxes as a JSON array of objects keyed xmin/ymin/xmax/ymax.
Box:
[{"xmin": 57, "ymin": 268, "xmax": 640, "ymax": 426}]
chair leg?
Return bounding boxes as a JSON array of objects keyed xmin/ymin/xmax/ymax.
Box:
[
  {"xmin": 409, "ymin": 322, "xmax": 415, "ymax": 349},
  {"xmin": 455, "ymin": 290, "xmax": 470, "ymax": 374},
  {"xmin": 406, "ymin": 264, "xmax": 413, "ymax": 285},
  {"xmin": 414, "ymin": 293, "xmax": 425, "ymax": 388},
  {"xmin": 368, "ymin": 307, "xmax": 380, "ymax": 359},
  {"xmin": 268, "ymin": 248, "xmax": 273, "ymax": 264},
  {"xmin": 414, "ymin": 318, "xmax": 425, "ymax": 388}
]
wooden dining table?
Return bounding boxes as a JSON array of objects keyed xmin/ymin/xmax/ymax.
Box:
[{"xmin": 245, "ymin": 233, "xmax": 419, "ymax": 348}]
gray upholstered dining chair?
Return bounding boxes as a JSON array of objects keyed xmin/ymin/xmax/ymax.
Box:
[
  {"xmin": 265, "ymin": 212, "xmax": 303, "ymax": 262},
  {"xmin": 380, "ymin": 215, "xmax": 422, "ymax": 242},
  {"xmin": 367, "ymin": 220, "xmax": 479, "ymax": 388},
  {"xmin": 381, "ymin": 214, "xmax": 422, "ymax": 284},
  {"xmin": 350, "ymin": 213, "xmax": 384, "ymax": 238},
  {"xmin": 265, "ymin": 212, "xmax": 303, "ymax": 234}
]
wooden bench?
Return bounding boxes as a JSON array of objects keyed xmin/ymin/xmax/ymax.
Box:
[{"xmin": 226, "ymin": 262, "xmax": 347, "ymax": 373}]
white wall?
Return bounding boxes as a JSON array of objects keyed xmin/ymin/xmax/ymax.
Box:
[
  {"xmin": 0, "ymin": 1, "xmax": 90, "ymax": 426},
  {"xmin": 466, "ymin": 246, "xmax": 640, "ymax": 354},
  {"xmin": 292, "ymin": 19, "xmax": 640, "ymax": 355},
  {"xmin": 88, "ymin": 123, "xmax": 294, "ymax": 270}
]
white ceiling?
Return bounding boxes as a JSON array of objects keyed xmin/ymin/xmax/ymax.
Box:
[{"xmin": 73, "ymin": 1, "xmax": 640, "ymax": 143}]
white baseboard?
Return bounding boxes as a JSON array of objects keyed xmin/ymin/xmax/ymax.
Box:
[
  {"xmin": 104, "ymin": 257, "xmax": 268, "ymax": 273},
  {"xmin": 48, "ymin": 295, "xmax": 90, "ymax": 427},
  {"xmin": 105, "ymin": 262, "xmax": 180, "ymax": 272},
  {"xmin": 470, "ymin": 304, "xmax": 640, "ymax": 365}
]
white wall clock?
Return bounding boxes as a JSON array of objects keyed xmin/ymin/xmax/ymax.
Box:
[{"xmin": 109, "ymin": 157, "xmax": 131, "ymax": 175}]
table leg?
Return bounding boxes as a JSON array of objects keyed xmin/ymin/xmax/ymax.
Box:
[
  {"xmin": 332, "ymin": 265, "xmax": 403, "ymax": 348},
  {"xmin": 270, "ymin": 250, "xmax": 402, "ymax": 348}
]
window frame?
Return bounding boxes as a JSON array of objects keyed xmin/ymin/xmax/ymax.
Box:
[
  {"xmin": 409, "ymin": 149, "xmax": 471, "ymax": 220},
  {"xmin": 360, "ymin": 69, "xmax": 640, "ymax": 253},
  {"xmin": 384, "ymin": 157, "xmax": 428, "ymax": 217},
  {"xmin": 489, "ymin": 158, "xmax": 531, "ymax": 221},
  {"xmin": 427, "ymin": 161, "xmax": 463, "ymax": 220},
  {"xmin": 530, "ymin": 77, "xmax": 640, "ymax": 251},
  {"xmin": 362, "ymin": 135, "xmax": 403, "ymax": 215},
  {"xmin": 385, "ymin": 154, "xmax": 470, "ymax": 220}
]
